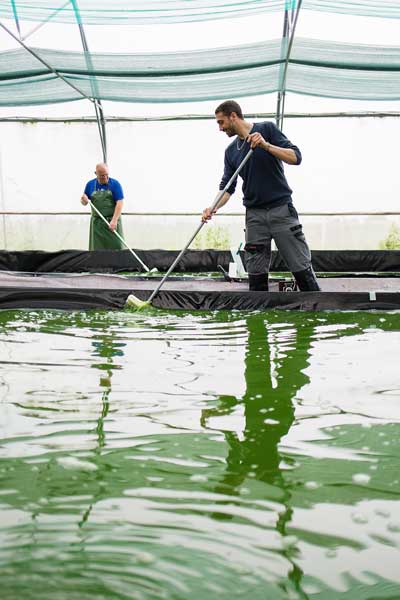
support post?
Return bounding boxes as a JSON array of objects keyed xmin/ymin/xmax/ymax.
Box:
[
  {"xmin": 70, "ymin": 0, "xmax": 108, "ymax": 163},
  {"xmin": 0, "ymin": 150, "xmax": 7, "ymax": 250},
  {"xmin": 275, "ymin": 0, "xmax": 303, "ymax": 131}
]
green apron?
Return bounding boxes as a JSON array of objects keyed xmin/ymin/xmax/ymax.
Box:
[{"xmin": 89, "ymin": 187, "xmax": 124, "ymax": 250}]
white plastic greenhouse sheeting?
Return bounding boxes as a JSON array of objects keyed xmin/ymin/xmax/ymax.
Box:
[
  {"xmin": 2, "ymin": 212, "xmax": 400, "ymax": 252},
  {"xmin": 0, "ymin": 117, "xmax": 399, "ymax": 250}
]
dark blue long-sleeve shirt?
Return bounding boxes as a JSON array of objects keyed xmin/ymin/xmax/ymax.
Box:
[{"xmin": 219, "ymin": 121, "xmax": 302, "ymax": 209}]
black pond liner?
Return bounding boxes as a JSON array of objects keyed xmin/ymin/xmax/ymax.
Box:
[
  {"xmin": 0, "ymin": 249, "xmax": 400, "ymax": 311},
  {"xmin": 0, "ymin": 268, "xmax": 400, "ymax": 311},
  {"xmin": 1, "ymin": 249, "xmax": 400, "ymax": 274}
]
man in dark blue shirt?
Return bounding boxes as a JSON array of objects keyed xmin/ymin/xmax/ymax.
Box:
[{"xmin": 202, "ymin": 100, "xmax": 320, "ymax": 291}]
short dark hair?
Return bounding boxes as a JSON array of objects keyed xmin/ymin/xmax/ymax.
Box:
[{"xmin": 215, "ymin": 100, "xmax": 243, "ymax": 119}]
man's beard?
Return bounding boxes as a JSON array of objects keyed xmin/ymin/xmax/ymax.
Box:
[{"xmin": 224, "ymin": 127, "xmax": 236, "ymax": 137}]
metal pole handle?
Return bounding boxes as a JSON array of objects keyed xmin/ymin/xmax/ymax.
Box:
[
  {"xmin": 146, "ymin": 148, "xmax": 253, "ymax": 303},
  {"xmin": 88, "ymin": 199, "xmax": 150, "ymax": 272}
]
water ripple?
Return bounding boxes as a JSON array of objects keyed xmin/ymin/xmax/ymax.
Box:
[{"xmin": 1, "ymin": 309, "xmax": 400, "ymax": 598}]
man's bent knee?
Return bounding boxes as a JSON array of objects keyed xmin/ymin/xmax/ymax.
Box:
[{"xmin": 244, "ymin": 242, "xmax": 270, "ymax": 276}]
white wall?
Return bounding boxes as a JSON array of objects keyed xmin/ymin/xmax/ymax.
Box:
[
  {"xmin": 0, "ymin": 116, "xmax": 399, "ymax": 250},
  {"xmin": 1, "ymin": 213, "xmax": 400, "ymax": 251}
]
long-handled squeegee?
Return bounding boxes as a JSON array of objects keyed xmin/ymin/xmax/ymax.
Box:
[
  {"xmin": 88, "ymin": 200, "xmax": 157, "ymax": 273},
  {"xmin": 126, "ymin": 148, "xmax": 253, "ymax": 309}
]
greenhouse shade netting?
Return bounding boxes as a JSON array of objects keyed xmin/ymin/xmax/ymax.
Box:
[
  {"xmin": 1, "ymin": 38, "xmax": 400, "ymax": 105},
  {"xmin": 0, "ymin": 0, "xmax": 399, "ymax": 24}
]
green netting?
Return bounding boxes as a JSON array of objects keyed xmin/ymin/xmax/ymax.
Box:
[
  {"xmin": 0, "ymin": 38, "xmax": 399, "ymax": 106},
  {"xmin": 305, "ymin": 0, "xmax": 400, "ymax": 19},
  {"xmin": 0, "ymin": 0, "xmax": 285, "ymax": 25},
  {"xmin": 0, "ymin": 0, "xmax": 399, "ymax": 24}
]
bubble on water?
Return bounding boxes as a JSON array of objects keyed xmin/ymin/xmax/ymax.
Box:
[
  {"xmin": 57, "ymin": 457, "xmax": 97, "ymax": 472},
  {"xmin": 361, "ymin": 423, "xmax": 372, "ymax": 429},
  {"xmin": 352, "ymin": 473, "xmax": 371, "ymax": 485},
  {"xmin": 287, "ymin": 591, "xmax": 303, "ymax": 600},
  {"xmin": 352, "ymin": 512, "xmax": 368, "ymax": 524},
  {"xmin": 232, "ymin": 563, "xmax": 253, "ymax": 576},
  {"xmin": 263, "ymin": 418, "xmax": 279, "ymax": 425},
  {"xmin": 387, "ymin": 522, "xmax": 400, "ymax": 533},
  {"xmin": 239, "ymin": 487, "xmax": 250, "ymax": 495},
  {"xmin": 136, "ymin": 551, "xmax": 155, "ymax": 565},
  {"xmin": 379, "ymin": 318, "xmax": 386, "ymax": 322},
  {"xmin": 255, "ymin": 394, "xmax": 262, "ymax": 398},
  {"xmin": 282, "ymin": 536, "xmax": 298, "ymax": 549},
  {"xmin": 304, "ymin": 481, "xmax": 320, "ymax": 490},
  {"xmin": 190, "ymin": 474, "xmax": 208, "ymax": 483},
  {"xmin": 303, "ymin": 584, "xmax": 322, "ymax": 595}
]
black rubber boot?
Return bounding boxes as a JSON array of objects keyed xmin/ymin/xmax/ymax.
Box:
[
  {"xmin": 293, "ymin": 266, "xmax": 321, "ymax": 291},
  {"xmin": 248, "ymin": 273, "xmax": 269, "ymax": 291}
]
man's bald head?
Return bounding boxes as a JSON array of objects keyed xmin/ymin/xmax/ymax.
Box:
[{"xmin": 95, "ymin": 163, "xmax": 109, "ymax": 184}]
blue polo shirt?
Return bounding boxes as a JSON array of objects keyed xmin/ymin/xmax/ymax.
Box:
[{"xmin": 84, "ymin": 177, "xmax": 124, "ymax": 202}]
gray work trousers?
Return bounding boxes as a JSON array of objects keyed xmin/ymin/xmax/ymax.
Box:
[{"xmin": 244, "ymin": 203, "xmax": 312, "ymax": 275}]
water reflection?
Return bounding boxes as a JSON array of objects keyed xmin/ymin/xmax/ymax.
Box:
[
  {"xmin": 201, "ymin": 314, "xmax": 313, "ymax": 598},
  {"xmin": 80, "ymin": 326, "xmax": 127, "ymax": 529},
  {"xmin": 91, "ymin": 326, "xmax": 126, "ymax": 450},
  {"xmin": 203, "ymin": 316, "xmax": 307, "ymax": 490}
]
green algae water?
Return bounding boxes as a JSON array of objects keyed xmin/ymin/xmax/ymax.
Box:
[{"xmin": 0, "ymin": 308, "xmax": 400, "ymax": 600}]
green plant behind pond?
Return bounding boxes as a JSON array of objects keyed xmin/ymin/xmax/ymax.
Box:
[
  {"xmin": 193, "ymin": 224, "xmax": 231, "ymax": 249},
  {"xmin": 379, "ymin": 223, "xmax": 400, "ymax": 249}
]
